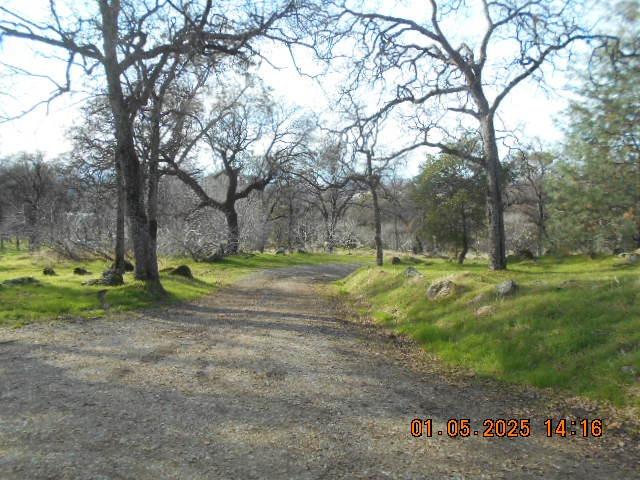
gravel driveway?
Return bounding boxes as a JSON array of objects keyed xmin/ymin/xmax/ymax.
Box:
[{"xmin": 0, "ymin": 263, "xmax": 638, "ymax": 479}]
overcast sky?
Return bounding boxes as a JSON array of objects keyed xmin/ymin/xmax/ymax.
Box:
[{"xmin": 0, "ymin": 0, "xmax": 595, "ymax": 176}]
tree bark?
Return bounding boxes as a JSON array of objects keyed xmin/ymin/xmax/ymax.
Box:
[
  {"xmin": 113, "ymin": 153, "xmax": 126, "ymax": 274},
  {"xmin": 100, "ymin": 1, "xmax": 164, "ymax": 293},
  {"xmin": 480, "ymin": 114, "xmax": 507, "ymax": 270},
  {"xmin": 458, "ymin": 206, "xmax": 469, "ymax": 264},
  {"xmin": 146, "ymin": 152, "xmax": 164, "ymax": 295},
  {"xmin": 536, "ymin": 199, "xmax": 546, "ymax": 257},
  {"xmin": 324, "ymin": 219, "xmax": 335, "ymax": 253},
  {"xmin": 224, "ymin": 205, "xmax": 240, "ymax": 255},
  {"xmin": 412, "ymin": 235, "xmax": 423, "ymax": 254},
  {"xmin": 371, "ymin": 184, "xmax": 384, "ymax": 266},
  {"xmin": 287, "ymin": 198, "xmax": 295, "ymax": 252},
  {"xmin": 393, "ymin": 216, "xmax": 400, "ymax": 250},
  {"xmin": 24, "ymin": 204, "xmax": 37, "ymax": 251}
]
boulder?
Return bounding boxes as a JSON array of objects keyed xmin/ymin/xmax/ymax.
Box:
[
  {"xmin": 43, "ymin": 267, "xmax": 56, "ymax": 276},
  {"xmin": 391, "ymin": 257, "xmax": 402, "ymax": 265},
  {"xmin": 73, "ymin": 267, "xmax": 90, "ymax": 275},
  {"xmin": 297, "ymin": 247, "xmax": 308, "ymax": 254},
  {"xmin": 427, "ymin": 279, "xmax": 456, "ymax": 300},
  {"xmin": 3, "ymin": 277, "xmax": 41, "ymax": 287},
  {"xmin": 275, "ymin": 247, "xmax": 287, "ymax": 255},
  {"xmin": 170, "ymin": 265, "xmax": 193, "ymax": 279},
  {"xmin": 496, "ymin": 279, "xmax": 517, "ymax": 297},
  {"xmin": 475, "ymin": 305, "xmax": 495, "ymax": 317},
  {"xmin": 404, "ymin": 266, "xmax": 422, "ymax": 278}
]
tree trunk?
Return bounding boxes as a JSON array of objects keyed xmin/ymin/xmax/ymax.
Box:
[
  {"xmin": 123, "ymin": 145, "xmax": 157, "ymax": 284},
  {"xmin": 113, "ymin": 153, "xmax": 126, "ymax": 274},
  {"xmin": 146, "ymin": 154, "xmax": 164, "ymax": 296},
  {"xmin": 537, "ymin": 224, "xmax": 545, "ymax": 257},
  {"xmin": 537, "ymin": 200, "xmax": 546, "ymax": 257},
  {"xmin": 413, "ymin": 235, "xmax": 423, "ymax": 254},
  {"xmin": 16, "ymin": 236, "xmax": 20, "ymax": 250},
  {"xmin": 371, "ymin": 184, "xmax": 384, "ymax": 266},
  {"xmin": 458, "ymin": 207, "xmax": 469, "ymax": 264},
  {"xmin": 324, "ymin": 222, "xmax": 334, "ymax": 253},
  {"xmin": 100, "ymin": 1, "xmax": 163, "ymax": 293},
  {"xmin": 287, "ymin": 198, "xmax": 295, "ymax": 252},
  {"xmin": 480, "ymin": 115, "xmax": 507, "ymax": 270},
  {"xmin": 225, "ymin": 205, "xmax": 240, "ymax": 255},
  {"xmin": 258, "ymin": 219, "xmax": 267, "ymax": 253},
  {"xmin": 25, "ymin": 204, "xmax": 37, "ymax": 251},
  {"xmin": 394, "ymin": 216, "xmax": 400, "ymax": 250}
]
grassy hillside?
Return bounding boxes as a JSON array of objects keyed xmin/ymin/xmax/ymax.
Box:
[
  {"xmin": 0, "ymin": 246, "xmax": 370, "ymax": 327},
  {"xmin": 337, "ymin": 255, "xmax": 640, "ymax": 408}
]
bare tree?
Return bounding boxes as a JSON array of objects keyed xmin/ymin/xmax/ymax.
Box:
[
  {"xmin": 507, "ymin": 145, "xmax": 554, "ymax": 257},
  {"xmin": 297, "ymin": 139, "xmax": 359, "ymax": 252},
  {"xmin": 0, "ymin": 0, "xmax": 301, "ymax": 293},
  {"xmin": 330, "ymin": 0, "xmax": 603, "ymax": 269},
  {"xmin": 68, "ymin": 97, "xmax": 131, "ymax": 271},
  {"xmin": 166, "ymin": 90, "xmax": 309, "ymax": 254},
  {"xmin": 2, "ymin": 154, "xmax": 54, "ymax": 249},
  {"xmin": 342, "ymin": 100, "xmax": 419, "ymax": 265},
  {"xmin": 378, "ymin": 176, "xmax": 421, "ymax": 253}
]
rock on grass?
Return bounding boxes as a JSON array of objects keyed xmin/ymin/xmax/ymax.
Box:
[
  {"xmin": 496, "ymin": 279, "xmax": 517, "ymax": 297},
  {"xmin": 475, "ymin": 305, "xmax": 495, "ymax": 317},
  {"xmin": 170, "ymin": 265, "xmax": 193, "ymax": 279},
  {"xmin": 404, "ymin": 266, "xmax": 422, "ymax": 278},
  {"xmin": 427, "ymin": 279, "xmax": 456, "ymax": 300}
]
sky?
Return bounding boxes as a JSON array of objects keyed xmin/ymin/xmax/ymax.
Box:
[{"xmin": 0, "ymin": 0, "xmax": 595, "ymax": 176}]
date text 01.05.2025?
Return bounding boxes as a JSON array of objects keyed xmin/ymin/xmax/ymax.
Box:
[{"xmin": 410, "ymin": 418, "xmax": 604, "ymax": 438}]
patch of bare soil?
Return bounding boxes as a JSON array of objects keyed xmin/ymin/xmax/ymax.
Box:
[{"xmin": 0, "ymin": 263, "xmax": 638, "ymax": 479}]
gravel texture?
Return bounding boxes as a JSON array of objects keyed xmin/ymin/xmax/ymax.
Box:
[{"xmin": 0, "ymin": 263, "xmax": 638, "ymax": 479}]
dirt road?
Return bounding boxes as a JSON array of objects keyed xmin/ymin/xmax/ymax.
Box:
[{"xmin": 0, "ymin": 264, "xmax": 638, "ymax": 479}]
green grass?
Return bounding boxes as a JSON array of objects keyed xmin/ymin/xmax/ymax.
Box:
[
  {"xmin": 3, "ymin": 244, "xmax": 638, "ymax": 409},
  {"xmin": 337, "ymin": 254, "xmax": 640, "ymax": 409},
  {"xmin": 0, "ymin": 245, "xmax": 370, "ymax": 328}
]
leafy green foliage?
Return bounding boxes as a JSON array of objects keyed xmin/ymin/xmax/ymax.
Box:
[
  {"xmin": 548, "ymin": 20, "xmax": 640, "ymax": 253},
  {"xmin": 412, "ymin": 153, "xmax": 485, "ymax": 262}
]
